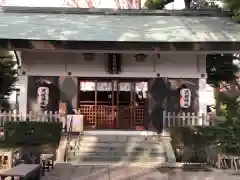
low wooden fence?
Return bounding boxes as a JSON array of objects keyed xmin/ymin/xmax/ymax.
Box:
[
  {"xmin": 163, "ymin": 111, "xmax": 208, "ymax": 128},
  {"xmin": 0, "ymin": 110, "xmax": 208, "ymax": 129},
  {"xmin": 0, "ymin": 111, "xmax": 60, "ymax": 127}
]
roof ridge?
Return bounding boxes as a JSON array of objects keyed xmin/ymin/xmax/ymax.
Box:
[{"xmin": 0, "ymin": 6, "xmax": 232, "ymax": 17}]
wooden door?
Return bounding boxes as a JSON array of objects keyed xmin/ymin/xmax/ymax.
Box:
[{"xmin": 116, "ymin": 81, "xmax": 132, "ymax": 129}]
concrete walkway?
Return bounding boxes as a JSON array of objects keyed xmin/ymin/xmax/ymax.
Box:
[{"xmin": 42, "ymin": 163, "xmax": 240, "ymax": 180}]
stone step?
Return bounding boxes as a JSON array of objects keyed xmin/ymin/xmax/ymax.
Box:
[
  {"xmin": 68, "ymin": 152, "xmax": 165, "ymax": 161},
  {"xmin": 68, "ymin": 150, "xmax": 166, "ymax": 160},
  {"xmin": 66, "ymin": 133, "xmax": 173, "ymax": 165},
  {"xmin": 77, "ymin": 141, "xmax": 162, "ymax": 148},
  {"xmin": 68, "ymin": 154, "xmax": 166, "ymax": 162},
  {"xmin": 75, "ymin": 151, "xmax": 129, "ymax": 157},
  {"xmin": 69, "ymin": 160, "xmax": 166, "ymax": 166},
  {"xmin": 67, "ymin": 151, "xmax": 165, "ymax": 160},
  {"xmin": 79, "ymin": 135, "xmax": 159, "ymax": 143},
  {"xmin": 75, "ymin": 146, "xmax": 165, "ymax": 154}
]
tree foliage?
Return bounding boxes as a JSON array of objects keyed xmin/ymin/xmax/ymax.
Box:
[
  {"xmin": 145, "ymin": 0, "xmax": 174, "ymax": 9},
  {"xmin": 225, "ymin": 0, "xmax": 240, "ymax": 10},
  {"xmin": 202, "ymin": 54, "xmax": 240, "ymax": 154},
  {"xmin": 201, "ymin": 93, "xmax": 240, "ymax": 154},
  {"xmin": 206, "ymin": 54, "xmax": 239, "ymax": 87},
  {"xmin": 145, "ymin": 0, "xmax": 239, "ymax": 12},
  {"xmin": 0, "ymin": 50, "xmax": 18, "ymax": 110}
]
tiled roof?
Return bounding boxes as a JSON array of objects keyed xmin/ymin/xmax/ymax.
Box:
[{"xmin": 0, "ymin": 9, "xmax": 239, "ymax": 42}]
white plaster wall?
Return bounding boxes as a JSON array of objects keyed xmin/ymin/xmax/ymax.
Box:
[
  {"xmin": 19, "ymin": 51, "xmax": 208, "ymax": 116},
  {"xmin": 21, "ymin": 51, "xmax": 206, "ymax": 78}
]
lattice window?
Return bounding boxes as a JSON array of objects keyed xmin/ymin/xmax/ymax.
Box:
[
  {"xmin": 96, "ymin": 105, "xmax": 113, "ymax": 128},
  {"xmin": 79, "ymin": 105, "xmax": 96, "ymax": 128},
  {"xmin": 134, "ymin": 106, "xmax": 145, "ymax": 126}
]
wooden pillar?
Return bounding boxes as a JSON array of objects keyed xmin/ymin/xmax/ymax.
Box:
[
  {"xmin": 94, "ymin": 80, "xmax": 97, "ymax": 128},
  {"xmin": 116, "ymin": 80, "xmax": 119, "ymax": 129},
  {"xmin": 111, "ymin": 80, "xmax": 115, "ymax": 129},
  {"xmin": 130, "ymin": 82, "xmax": 136, "ymax": 129}
]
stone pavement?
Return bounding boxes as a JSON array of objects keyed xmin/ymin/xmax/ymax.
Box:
[{"xmin": 41, "ymin": 163, "xmax": 240, "ymax": 180}]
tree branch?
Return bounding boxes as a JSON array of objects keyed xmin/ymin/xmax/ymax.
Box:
[
  {"xmin": 220, "ymin": 80, "xmax": 240, "ymax": 98},
  {"xmin": 0, "ymin": 0, "xmax": 7, "ymax": 5},
  {"xmin": 64, "ymin": 0, "xmax": 81, "ymax": 7},
  {"xmin": 145, "ymin": 0, "xmax": 174, "ymax": 9}
]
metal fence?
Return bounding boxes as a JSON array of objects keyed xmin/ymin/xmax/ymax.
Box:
[{"xmin": 163, "ymin": 111, "xmax": 208, "ymax": 128}]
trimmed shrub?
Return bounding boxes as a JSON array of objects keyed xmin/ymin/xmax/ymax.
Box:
[
  {"xmin": 169, "ymin": 126, "xmax": 210, "ymax": 162},
  {"xmin": 4, "ymin": 121, "xmax": 62, "ymax": 146}
]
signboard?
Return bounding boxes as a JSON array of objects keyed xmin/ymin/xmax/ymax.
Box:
[
  {"xmin": 108, "ymin": 54, "xmax": 121, "ymax": 74},
  {"xmin": 67, "ymin": 115, "xmax": 83, "ymax": 132},
  {"xmin": 37, "ymin": 87, "xmax": 49, "ymax": 110},
  {"xmin": 180, "ymin": 88, "xmax": 191, "ymax": 108}
]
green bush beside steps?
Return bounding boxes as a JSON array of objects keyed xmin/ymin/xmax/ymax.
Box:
[{"xmin": 3, "ymin": 121, "xmax": 62, "ymax": 146}]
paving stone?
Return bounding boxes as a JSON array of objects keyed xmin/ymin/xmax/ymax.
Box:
[
  {"xmin": 109, "ymin": 166, "xmax": 128, "ymax": 180},
  {"xmin": 41, "ymin": 164, "xmax": 240, "ymax": 180}
]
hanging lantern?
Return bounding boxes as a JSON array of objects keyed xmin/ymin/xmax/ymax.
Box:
[
  {"xmin": 180, "ymin": 88, "xmax": 191, "ymax": 108},
  {"xmin": 37, "ymin": 86, "xmax": 49, "ymax": 109}
]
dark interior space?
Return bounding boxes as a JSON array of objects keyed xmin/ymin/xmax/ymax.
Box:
[{"xmin": 78, "ymin": 79, "xmax": 148, "ymax": 130}]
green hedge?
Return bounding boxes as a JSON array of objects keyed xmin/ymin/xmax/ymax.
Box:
[
  {"xmin": 169, "ymin": 126, "xmax": 211, "ymax": 146},
  {"xmin": 4, "ymin": 121, "xmax": 62, "ymax": 146},
  {"xmin": 169, "ymin": 126, "xmax": 210, "ymax": 162}
]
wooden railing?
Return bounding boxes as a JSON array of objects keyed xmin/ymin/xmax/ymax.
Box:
[
  {"xmin": 163, "ymin": 111, "xmax": 207, "ymax": 127},
  {"xmin": 65, "ymin": 115, "xmax": 73, "ymax": 162},
  {"xmin": 0, "ymin": 111, "xmax": 60, "ymax": 127}
]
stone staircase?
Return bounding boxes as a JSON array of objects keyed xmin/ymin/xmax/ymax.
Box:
[{"xmin": 66, "ymin": 131, "xmax": 176, "ymax": 166}]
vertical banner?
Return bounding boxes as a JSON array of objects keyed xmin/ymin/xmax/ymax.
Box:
[{"xmin": 27, "ymin": 76, "xmax": 60, "ymax": 113}]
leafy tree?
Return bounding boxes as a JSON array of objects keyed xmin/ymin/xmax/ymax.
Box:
[
  {"xmin": 225, "ymin": 0, "xmax": 240, "ymax": 10},
  {"xmin": 145, "ymin": 0, "xmax": 221, "ymax": 9},
  {"xmin": 206, "ymin": 54, "xmax": 238, "ymax": 88},
  {"xmin": 0, "ymin": 50, "xmax": 18, "ymax": 110},
  {"xmin": 227, "ymin": 0, "xmax": 240, "ymax": 21},
  {"xmin": 145, "ymin": 0, "xmax": 239, "ymax": 12},
  {"xmin": 201, "ymin": 93, "xmax": 240, "ymax": 155},
  {"xmin": 145, "ymin": 0, "xmax": 174, "ymax": 9},
  {"xmin": 206, "ymin": 54, "xmax": 240, "ymax": 114}
]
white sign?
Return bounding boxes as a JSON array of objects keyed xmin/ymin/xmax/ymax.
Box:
[
  {"xmin": 180, "ymin": 88, "xmax": 191, "ymax": 108},
  {"xmin": 66, "ymin": 115, "xmax": 84, "ymax": 132},
  {"xmin": 80, "ymin": 81, "xmax": 95, "ymax": 91},
  {"xmin": 37, "ymin": 87, "xmax": 49, "ymax": 109}
]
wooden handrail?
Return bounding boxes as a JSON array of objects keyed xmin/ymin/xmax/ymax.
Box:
[
  {"xmin": 67, "ymin": 116, "xmax": 73, "ymax": 142},
  {"xmin": 64, "ymin": 116, "xmax": 73, "ymax": 162}
]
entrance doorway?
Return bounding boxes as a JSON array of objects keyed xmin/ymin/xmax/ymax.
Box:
[{"xmin": 78, "ymin": 79, "xmax": 148, "ymax": 130}]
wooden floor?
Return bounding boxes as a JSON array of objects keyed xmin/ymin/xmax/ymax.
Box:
[{"xmin": 41, "ymin": 163, "xmax": 239, "ymax": 180}]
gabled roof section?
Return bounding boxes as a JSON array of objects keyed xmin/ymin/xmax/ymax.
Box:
[{"xmin": 0, "ymin": 7, "xmax": 239, "ymax": 42}]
